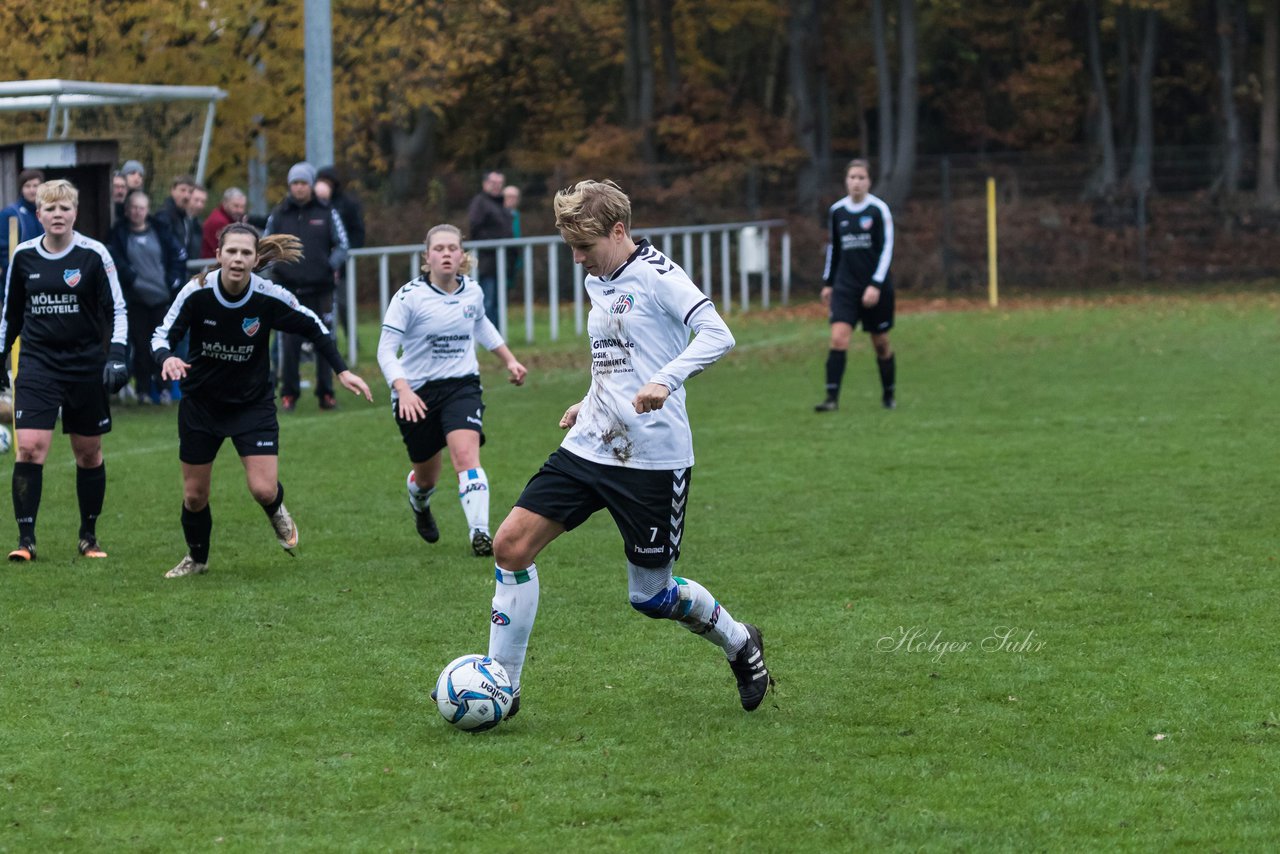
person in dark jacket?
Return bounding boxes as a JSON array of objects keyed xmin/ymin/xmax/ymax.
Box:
[
  {"xmin": 108, "ymin": 190, "xmax": 188, "ymax": 403},
  {"xmin": 315, "ymin": 166, "xmax": 365, "ymax": 339},
  {"xmin": 466, "ymin": 170, "xmax": 512, "ymax": 326},
  {"xmin": 264, "ymin": 162, "xmax": 349, "ymax": 412},
  {"xmin": 154, "ymin": 175, "xmax": 197, "ymax": 264},
  {"xmin": 0, "ymin": 169, "xmax": 45, "ymax": 276}
]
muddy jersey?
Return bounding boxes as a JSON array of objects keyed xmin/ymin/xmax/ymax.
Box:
[
  {"xmin": 1, "ymin": 232, "xmax": 128, "ymax": 379},
  {"xmin": 823, "ymin": 193, "xmax": 894, "ymax": 290},
  {"xmin": 562, "ymin": 240, "xmax": 734, "ymax": 470},
  {"xmin": 152, "ymin": 270, "xmax": 346, "ymax": 405},
  {"xmin": 377, "ymin": 274, "xmax": 504, "ymax": 396}
]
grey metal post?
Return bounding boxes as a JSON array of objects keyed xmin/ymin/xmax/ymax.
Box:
[
  {"xmin": 761, "ymin": 225, "xmax": 771, "ymax": 309},
  {"xmin": 496, "ymin": 247, "xmax": 508, "ymax": 338},
  {"xmin": 682, "ymin": 233, "xmax": 693, "ymax": 271},
  {"xmin": 548, "ymin": 244, "xmax": 560, "ymax": 342},
  {"xmin": 378, "ymin": 254, "xmax": 390, "ymax": 318},
  {"xmin": 781, "ymin": 230, "xmax": 791, "ymax": 305},
  {"xmin": 346, "ymin": 256, "xmax": 358, "ymax": 365},
  {"xmin": 662, "ymin": 233, "xmax": 673, "ymax": 259},
  {"xmin": 701, "ymin": 232, "xmax": 712, "ymax": 296},
  {"xmin": 720, "ymin": 230, "xmax": 731, "ymax": 314},
  {"xmin": 738, "ymin": 231, "xmax": 749, "ymax": 313},
  {"xmin": 523, "ymin": 245, "xmax": 535, "ymax": 344},
  {"xmin": 195, "ymin": 101, "xmax": 217, "ymax": 186},
  {"xmin": 304, "ymin": 0, "xmax": 335, "ymax": 168}
]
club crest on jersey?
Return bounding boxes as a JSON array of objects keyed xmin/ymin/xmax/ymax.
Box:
[
  {"xmin": 242, "ymin": 317, "xmax": 261, "ymax": 337},
  {"xmin": 610, "ymin": 293, "xmax": 635, "ymax": 314},
  {"xmin": 463, "ymin": 304, "xmax": 479, "ymax": 319},
  {"xmin": 859, "ymin": 215, "xmax": 874, "ymax": 230},
  {"xmin": 63, "ymin": 269, "xmax": 82, "ymax": 288}
]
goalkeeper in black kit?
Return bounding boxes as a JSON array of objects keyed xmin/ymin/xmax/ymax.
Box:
[
  {"xmin": 152, "ymin": 223, "xmax": 373, "ymax": 579},
  {"xmin": 0, "ymin": 180, "xmax": 129, "ymax": 561}
]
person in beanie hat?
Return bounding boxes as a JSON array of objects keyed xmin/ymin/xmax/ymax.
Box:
[{"xmin": 264, "ymin": 162, "xmax": 348, "ymax": 412}]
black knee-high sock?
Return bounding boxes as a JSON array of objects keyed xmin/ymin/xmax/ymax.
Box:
[
  {"xmin": 261, "ymin": 481, "xmax": 284, "ymax": 517},
  {"xmin": 825, "ymin": 350, "xmax": 848, "ymax": 400},
  {"xmin": 12, "ymin": 462, "xmax": 43, "ymax": 543},
  {"xmin": 76, "ymin": 463, "xmax": 107, "ymax": 540},
  {"xmin": 877, "ymin": 354, "xmax": 896, "ymax": 398},
  {"xmin": 182, "ymin": 504, "xmax": 212, "ymax": 564}
]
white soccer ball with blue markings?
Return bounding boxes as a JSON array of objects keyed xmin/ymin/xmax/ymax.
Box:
[
  {"xmin": 0, "ymin": 425, "xmax": 10, "ymax": 455},
  {"xmin": 434, "ymin": 654, "xmax": 514, "ymax": 732}
]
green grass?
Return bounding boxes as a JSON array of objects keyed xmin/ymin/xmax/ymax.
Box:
[{"xmin": 2, "ymin": 293, "xmax": 1279, "ymax": 851}]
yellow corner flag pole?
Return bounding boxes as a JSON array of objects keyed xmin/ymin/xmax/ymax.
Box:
[{"xmin": 986, "ymin": 177, "xmax": 999, "ymax": 308}]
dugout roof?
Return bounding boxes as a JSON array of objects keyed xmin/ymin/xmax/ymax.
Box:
[{"xmin": 0, "ymin": 79, "xmax": 228, "ymax": 183}]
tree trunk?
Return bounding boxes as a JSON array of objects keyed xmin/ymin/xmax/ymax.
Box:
[
  {"xmin": 1126, "ymin": 8, "xmax": 1158, "ymax": 195},
  {"xmin": 1213, "ymin": 0, "xmax": 1243, "ymax": 198},
  {"xmin": 656, "ymin": 0, "xmax": 681, "ymax": 114},
  {"xmin": 623, "ymin": 0, "xmax": 657, "ymax": 165},
  {"xmin": 871, "ymin": 0, "xmax": 894, "ymax": 182},
  {"xmin": 1259, "ymin": 0, "xmax": 1279, "ymax": 206},
  {"xmin": 1085, "ymin": 0, "xmax": 1119, "ymax": 198},
  {"xmin": 388, "ymin": 106, "xmax": 436, "ymax": 202},
  {"xmin": 882, "ymin": 0, "xmax": 917, "ymax": 206},
  {"xmin": 1116, "ymin": 1, "xmax": 1133, "ymax": 148},
  {"xmin": 788, "ymin": 0, "xmax": 826, "ymax": 216}
]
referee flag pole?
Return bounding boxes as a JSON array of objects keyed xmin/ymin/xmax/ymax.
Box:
[{"xmin": 986, "ymin": 177, "xmax": 999, "ymax": 308}]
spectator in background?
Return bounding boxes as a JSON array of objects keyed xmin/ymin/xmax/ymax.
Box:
[
  {"xmin": 466, "ymin": 170, "xmax": 511, "ymax": 324},
  {"xmin": 0, "ymin": 168, "xmax": 44, "ymax": 276},
  {"xmin": 108, "ymin": 190, "xmax": 187, "ymax": 405},
  {"xmin": 155, "ymin": 175, "xmax": 197, "ymax": 263},
  {"xmin": 201, "ymin": 187, "xmax": 248, "ymax": 260},
  {"xmin": 503, "ymin": 184, "xmax": 523, "ymax": 278},
  {"xmin": 316, "ymin": 166, "xmax": 365, "ymax": 340},
  {"xmin": 264, "ymin": 161, "xmax": 349, "ymax": 412},
  {"xmin": 110, "ymin": 173, "xmax": 128, "ymax": 222},
  {"xmin": 115, "ymin": 161, "xmax": 146, "ymax": 222},
  {"xmin": 185, "ymin": 184, "xmax": 208, "ymax": 261}
]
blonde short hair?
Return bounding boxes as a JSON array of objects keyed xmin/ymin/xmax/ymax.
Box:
[
  {"xmin": 553, "ymin": 180, "xmax": 631, "ymax": 244},
  {"xmin": 36, "ymin": 179, "xmax": 79, "ymax": 208},
  {"xmin": 421, "ymin": 223, "xmax": 474, "ymax": 276}
]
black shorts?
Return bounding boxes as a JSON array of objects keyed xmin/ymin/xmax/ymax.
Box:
[
  {"xmin": 13, "ymin": 367, "xmax": 112, "ymax": 434},
  {"xmin": 515, "ymin": 447, "xmax": 690, "ymax": 569},
  {"xmin": 178, "ymin": 395, "xmax": 280, "ymax": 465},
  {"xmin": 395, "ymin": 375, "xmax": 486, "ymax": 463},
  {"xmin": 830, "ymin": 283, "xmax": 895, "ymax": 333}
]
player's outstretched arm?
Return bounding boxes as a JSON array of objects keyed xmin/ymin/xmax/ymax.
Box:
[{"xmin": 337, "ymin": 370, "xmax": 374, "ymax": 402}]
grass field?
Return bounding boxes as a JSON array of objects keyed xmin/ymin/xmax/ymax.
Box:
[{"xmin": 2, "ymin": 292, "xmax": 1278, "ymax": 851}]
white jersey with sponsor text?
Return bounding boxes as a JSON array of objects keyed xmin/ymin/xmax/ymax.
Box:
[
  {"xmin": 562, "ymin": 241, "xmax": 716, "ymax": 470},
  {"xmin": 377, "ymin": 274, "xmax": 504, "ymax": 397}
]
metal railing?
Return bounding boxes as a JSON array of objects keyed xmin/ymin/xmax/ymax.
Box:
[
  {"xmin": 191, "ymin": 219, "xmax": 791, "ymax": 365},
  {"xmin": 342, "ymin": 219, "xmax": 790, "ymax": 363}
]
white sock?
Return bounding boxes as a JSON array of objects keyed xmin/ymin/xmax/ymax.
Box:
[
  {"xmin": 488, "ymin": 563, "xmax": 539, "ymax": 689},
  {"xmin": 458, "ymin": 467, "xmax": 490, "ymax": 535},
  {"xmin": 673, "ymin": 576, "xmax": 750, "ymax": 657},
  {"xmin": 407, "ymin": 469, "xmax": 434, "ymax": 511}
]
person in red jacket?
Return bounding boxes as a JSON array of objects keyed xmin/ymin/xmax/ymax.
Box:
[{"xmin": 199, "ymin": 187, "xmax": 248, "ymax": 261}]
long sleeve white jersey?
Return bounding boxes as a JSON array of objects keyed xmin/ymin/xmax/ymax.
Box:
[
  {"xmin": 562, "ymin": 239, "xmax": 734, "ymax": 470},
  {"xmin": 377, "ymin": 274, "xmax": 505, "ymax": 397}
]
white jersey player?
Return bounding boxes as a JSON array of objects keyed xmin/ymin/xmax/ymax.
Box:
[
  {"xmin": 463, "ymin": 180, "xmax": 772, "ymax": 724},
  {"xmin": 377, "ymin": 224, "xmax": 526, "ymax": 557}
]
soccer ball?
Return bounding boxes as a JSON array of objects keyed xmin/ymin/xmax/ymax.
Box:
[
  {"xmin": 0, "ymin": 425, "xmax": 10, "ymax": 455},
  {"xmin": 434, "ymin": 654, "xmax": 514, "ymax": 732}
]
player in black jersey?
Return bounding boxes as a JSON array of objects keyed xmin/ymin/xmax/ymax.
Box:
[
  {"xmin": 0, "ymin": 180, "xmax": 130, "ymax": 562},
  {"xmin": 816, "ymin": 159, "xmax": 897, "ymax": 412},
  {"xmin": 151, "ymin": 224, "xmax": 373, "ymax": 578}
]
